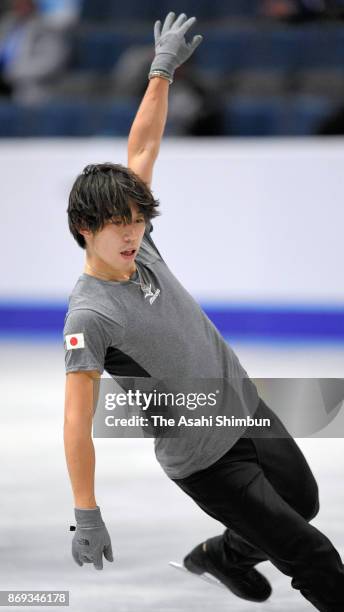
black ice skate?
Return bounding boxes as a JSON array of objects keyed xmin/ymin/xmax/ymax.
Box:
[{"xmin": 172, "ymin": 540, "xmax": 272, "ymax": 603}]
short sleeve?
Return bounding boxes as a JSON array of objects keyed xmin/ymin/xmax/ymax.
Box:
[
  {"xmin": 141, "ymin": 220, "xmax": 164, "ymax": 261},
  {"xmin": 63, "ymin": 309, "xmax": 111, "ymax": 375}
]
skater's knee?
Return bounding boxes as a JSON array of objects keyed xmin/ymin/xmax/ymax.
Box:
[
  {"xmin": 300, "ymin": 482, "xmax": 319, "ymax": 521},
  {"xmin": 307, "ymin": 491, "xmax": 320, "ymax": 520}
]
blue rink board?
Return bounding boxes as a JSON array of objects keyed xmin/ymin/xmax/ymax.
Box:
[{"xmin": 0, "ymin": 302, "xmax": 344, "ymax": 343}]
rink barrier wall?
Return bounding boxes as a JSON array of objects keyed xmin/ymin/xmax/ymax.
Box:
[{"xmin": 0, "ymin": 302, "xmax": 343, "ymax": 342}]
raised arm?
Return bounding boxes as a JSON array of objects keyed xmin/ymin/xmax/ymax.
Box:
[
  {"xmin": 127, "ymin": 11, "xmax": 203, "ymax": 187},
  {"xmin": 127, "ymin": 78, "xmax": 169, "ymax": 188}
]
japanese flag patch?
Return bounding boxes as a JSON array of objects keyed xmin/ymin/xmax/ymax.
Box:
[{"xmin": 65, "ymin": 333, "xmax": 85, "ymax": 350}]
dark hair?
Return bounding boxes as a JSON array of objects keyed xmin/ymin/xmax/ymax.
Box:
[{"xmin": 67, "ymin": 162, "xmax": 160, "ymax": 249}]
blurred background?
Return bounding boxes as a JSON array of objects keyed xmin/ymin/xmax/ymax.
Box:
[
  {"xmin": 1, "ymin": 0, "xmax": 344, "ymax": 135},
  {"xmin": 2, "ymin": 2, "xmax": 344, "ymax": 611}
]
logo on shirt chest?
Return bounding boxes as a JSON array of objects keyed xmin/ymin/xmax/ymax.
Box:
[{"xmin": 142, "ymin": 283, "xmax": 161, "ymax": 305}]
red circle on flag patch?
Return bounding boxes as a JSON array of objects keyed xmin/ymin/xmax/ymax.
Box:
[{"xmin": 70, "ymin": 336, "xmax": 78, "ymax": 346}]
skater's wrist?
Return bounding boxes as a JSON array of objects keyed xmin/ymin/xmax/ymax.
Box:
[
  {"xmin": 74, "ymin": 496, "xmax": 97, "ymax": 509},
  {"xmin": 74, "ymin": 505, "xmax": 104, "ymax": 527}
]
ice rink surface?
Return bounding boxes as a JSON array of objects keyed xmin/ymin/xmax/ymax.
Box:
[{"xmin": 2, "ymin": 339, "xmax": 344, "ymax": 612}]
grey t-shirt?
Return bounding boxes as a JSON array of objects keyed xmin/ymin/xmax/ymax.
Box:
[{"xmin": 63, "ymin": 222, "xmax": 259, "ymax": 479}]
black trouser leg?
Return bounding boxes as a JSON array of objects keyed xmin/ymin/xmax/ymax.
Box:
[
  {"xmin": 173, "ymin": 399, "xmax": 344, "ymax": 611},
  {"xmin": 221, "ymin": 398, "xmax": 320, "ymax": 570}
]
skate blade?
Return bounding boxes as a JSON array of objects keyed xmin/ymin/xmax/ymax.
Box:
[{"xmin": 169, "ymin": 561, "xmax": 226, "ymax": 590}]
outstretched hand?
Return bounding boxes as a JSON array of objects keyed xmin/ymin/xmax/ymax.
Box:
[{"xmin": 149, "ymin": 11, "xmax": 203, "ymax": 83}]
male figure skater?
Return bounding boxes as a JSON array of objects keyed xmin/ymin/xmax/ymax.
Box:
[{"xmin": 63, "ymin": 12, "xmax": 344, "ymax": 611}]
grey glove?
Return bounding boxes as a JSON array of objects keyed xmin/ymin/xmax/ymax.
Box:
[
  {"xmin": 149, "ymin": 11, "xmax": 203, "ymax": 84},
  {"xmin": 71, "ymin": 506, "xmax": 113, "ymax": 570}
]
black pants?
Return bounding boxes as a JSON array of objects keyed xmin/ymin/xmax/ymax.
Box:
[{"xmin": 173, "ymin": 398, "xmax": 344, "ymax": 612}]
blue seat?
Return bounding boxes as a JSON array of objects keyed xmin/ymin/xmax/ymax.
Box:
[
  {"xmin": 0, "ymin": 103, "xmax": 21, "ymax": 137},
  {"xmin": 72, "ymin": 29, "xmax": 151, "ymax": 71},
  {"xmin": 81, "ymin": 0, "xmax": 156, "ymax": 22},
  {"xmin": 81, "ymin": 0, "xmax": 108, "ymax": 20},
  {"xmin": 226, "ymin": 96, "xmax": 284, "ymax": 136},
  {"xmin": 196, "ymin": 30, "xmax": 254, "ymax": 74},
  {"xmin": 295, "ymin": 28, "xmax": 344, "ymax": 69},
  {"xmin": 35, "ymin": 102, "xmax": 99, "ymax": 136},
  {"xmin": 0, "ymin": 98, "xmax": 138, "ymax": 138},
  {"xmin": 0, "ymin": 95, "xmax": 336, "ymax": 138},
  {"xmin": 209, "ymin": 0, "xmax": 260, "ymax": 17},
  {"xmin": 195, "ymin": 29, "xmax": 301, "ymax": 74},
  {"xmin": 195, "ymin": 27, "xmax": 344, "ymax": 75},
  {"xmin": 286, "ymin": 96, "xmax": 336, "ymax": 135},
  {"xmin": 12, "ymin": 100, "xmax": 139, "ymax": 137},
  {"xmin": 156, "ymin": 0, "xmax": 213, "ymax": 21},
  {"xmin": 81, "ymin": 0, "xmax": 216, "ymax": 22},
  {"xmin": 0, "ymin": 103, "xmax": 40, "ymax": 137},
  {"xmin": 81, "ymin": 0, "xmax": 260, "ymax": 21},
  {"xmin": 73, "ymin": 23, "xmax": 344, "ymax": 74},
  {"xmin": 95, "ymin": 99, "xmax": 138, "ymax": 136},
  {"xmin": 225, "ymin": 95, "xmax": 336, "ymax": 136}
]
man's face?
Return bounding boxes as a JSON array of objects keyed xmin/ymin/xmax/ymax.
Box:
[{"xmin": 81, "ymin": 203, "xmax": 146, "ymax": 271}]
